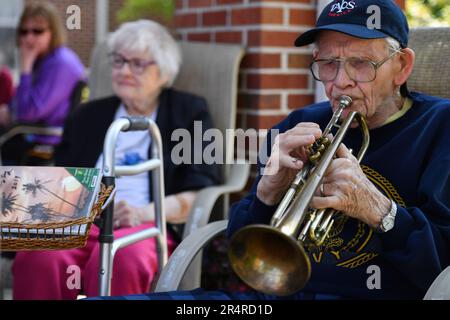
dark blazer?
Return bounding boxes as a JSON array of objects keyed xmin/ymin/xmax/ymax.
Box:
[{"xmin": 55, "ymin": 88, "xmax": 221, "ymax": 236}]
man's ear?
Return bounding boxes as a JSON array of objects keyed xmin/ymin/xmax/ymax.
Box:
[
  {"xmin": 313, "ymin": 47, "xmax": 319, "ymax": 59},
  {"xmin": 394, "ymin": 48, "xmax": 415, "ymax": 87}
]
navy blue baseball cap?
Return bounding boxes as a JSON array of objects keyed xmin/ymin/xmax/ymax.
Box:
[{"xmin": 295, "ymin": 0, "xmax": 409, "ymax": 48}]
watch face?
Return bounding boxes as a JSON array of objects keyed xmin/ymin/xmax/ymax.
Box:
[{"xmin": 383, "ymin": 216, "xmax": 395, "ymax": 231}]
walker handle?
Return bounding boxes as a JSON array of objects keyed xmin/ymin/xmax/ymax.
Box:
[{"xmin": 122, "ymin": 116, "xmax": 150, "ymax": 131}]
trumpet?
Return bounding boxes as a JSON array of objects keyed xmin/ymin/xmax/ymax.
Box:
[{"xmin": 228, "ymin": 95, "xmax": 370, "ymax": 296}]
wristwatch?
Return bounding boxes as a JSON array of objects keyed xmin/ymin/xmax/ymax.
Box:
[{"xmin": 375, "ymin": 199, "xmax": 397, "ymax": 233}]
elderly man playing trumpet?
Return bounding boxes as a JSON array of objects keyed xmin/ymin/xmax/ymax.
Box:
[{"xmin": 228, "ymin": 0, "xmax": 450, "ymax": 300}]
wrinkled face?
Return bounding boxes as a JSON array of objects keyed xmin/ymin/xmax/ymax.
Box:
[
  {"xmin": 111, "ymin": 49, "xmax": 168, "ymax": 114},
  {"xmin": 19, "ymin": 17, "xmax": 52, "ymax": 56},
  {"xmin": 315, "ymin": 31, "xmax": 401, "ymax": 128}
]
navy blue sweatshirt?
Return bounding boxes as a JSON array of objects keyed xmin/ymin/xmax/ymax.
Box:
[{"xmin": 228, "ymin": 92, "xmax": 450, "ymax": 299}]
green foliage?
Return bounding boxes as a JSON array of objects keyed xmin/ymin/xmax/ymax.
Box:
[
  {"xmin": 117, "ymin": 0, "xmax": 175, "ymax": 24},
  {"xmin": 406, "ymin": 0, "xmax": 450, "ymax": 27}
]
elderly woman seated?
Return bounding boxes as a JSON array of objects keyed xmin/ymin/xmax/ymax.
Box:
[{"xmin": 12, "ymin": 19, "xmax": 220, "ymax": 300}]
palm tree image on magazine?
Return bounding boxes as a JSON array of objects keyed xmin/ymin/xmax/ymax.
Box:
[{"xmin": 0, "ymin": 166, "xmax": 101, "ymax": 229}]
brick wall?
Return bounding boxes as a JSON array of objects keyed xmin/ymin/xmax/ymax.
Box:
[
  {"xmin": 396, "ymin": 0, "xmax": 405, "ymax": 8},
  {"xmin": 175, "ymin": 0, "xmax": 318, "ymax": 195},
  {"xmin": 176, "ymin": 0, "xmax": 317, "ymax": 134}
]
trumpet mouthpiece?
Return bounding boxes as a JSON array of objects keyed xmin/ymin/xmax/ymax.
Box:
[{"xmin": 339, "ymin": 95, "xmax": 352, "ymax": 108}]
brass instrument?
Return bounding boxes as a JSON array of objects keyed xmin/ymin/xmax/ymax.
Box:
[{"xmin": 228, "ymin": 95, "xmax": 370, "ymax": 296}]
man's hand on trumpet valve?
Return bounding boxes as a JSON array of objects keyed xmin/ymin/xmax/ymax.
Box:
[
  {"xmin": 310, "ymin": 143, "xmax": 391, "ymax": 229},
  {"xmin": 257, "ymin": 122, "xmax": 322, "ymax": 206}
]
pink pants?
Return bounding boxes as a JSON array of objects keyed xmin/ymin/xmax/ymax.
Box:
[{"xmin": 12, "ymin": 223, "xmax": 176, "ymax": 300}]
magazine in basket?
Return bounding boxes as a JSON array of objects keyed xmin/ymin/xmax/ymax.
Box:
[{"xmin": 0, "ymin": 166, "xmax": 102, "ymax": 237}]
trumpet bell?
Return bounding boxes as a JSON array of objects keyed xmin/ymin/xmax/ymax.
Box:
[{"xmin": 228, "ymin": 224, "xmax": 311, "ymax": 296}]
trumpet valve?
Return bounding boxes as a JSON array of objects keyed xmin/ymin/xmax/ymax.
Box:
[
  {"xmin": 309, "ymin": 152, "xmax": 321, "ymax": 163},
  {"xmin": 314, "ymin": 220, "xmax": 334, "ymax": 246},
  {"xmin": 308, "ymin": 136, "xmax": 331, "ymax": 163},
  {"xmin": 297, "ymin": 210, "xmax": 316, "ymax": 242}
]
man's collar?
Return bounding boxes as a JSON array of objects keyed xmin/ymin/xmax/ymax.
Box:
[{"xmin": 381, "ymin": 97, "xmax": 413, "ymax": 127}]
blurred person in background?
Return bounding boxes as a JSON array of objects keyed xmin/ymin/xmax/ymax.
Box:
[{"xmin": 1, "ymin": 2, "xmax": 85, "ymax": 164}]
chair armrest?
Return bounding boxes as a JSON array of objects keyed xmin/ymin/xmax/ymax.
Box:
[
  {"xmin": 111, "ymin": 227, "xmax": 162, "ymax": 256},
  {"xmin": 0, "ymin": 126, "xmax": 63, "ymax": 165},
  {"xmin": 183, "ymin": 162, "xmax": 250, "ymax": 237},
  {"xmin": 0, "ymin": 125, "xmax": 63, "ymax": 147},
  {"xmin": 155, "ymin": 220, "xmax": 228, "ymax": 292},
  {"xmin": 423, "ymin": 266, "xmax": 450, "ymax": 300}
]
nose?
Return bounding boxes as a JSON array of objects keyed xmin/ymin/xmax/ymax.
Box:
[
  {"xmin": 22, "ymin": 33, "xmax": 36, "ymax": 42},
  {"xmin": 333, "ymin": 62, "xmax": 355, "ymax": 90}
]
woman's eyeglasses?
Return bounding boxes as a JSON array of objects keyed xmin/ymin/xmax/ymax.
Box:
[
  {"xmin": 19, "ymin": 28, "xmax": 48, "ymax": 37},
  {"xmin": 108, "ymin": 52, "xmax": 156, "ymax": 75}
]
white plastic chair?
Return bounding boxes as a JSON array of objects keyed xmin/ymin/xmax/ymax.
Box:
[{"xmin": 408, "ymin": 27, "xmax": 450, "ymax": 300}]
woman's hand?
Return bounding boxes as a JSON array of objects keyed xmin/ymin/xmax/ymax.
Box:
[
  {"xmin": 113, "ymin": 200, "xmax": 153, "ymax": 228},
  {"xmin": 19, "ymin": 44, "xmax": 40, "ymax": 73},
  {"xmin": 112, "ymin": 191, "xmax": 197, "ymax": 228}
]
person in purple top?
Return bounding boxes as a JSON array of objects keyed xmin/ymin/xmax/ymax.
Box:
[{"xmin": 2, "ymin": 2, "xmax": 85, "ymax": 164}]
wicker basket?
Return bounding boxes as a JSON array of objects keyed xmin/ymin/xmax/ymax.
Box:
[{"xmin": 0, "ymin": 185, "xmax": 113, "ymax": 251}]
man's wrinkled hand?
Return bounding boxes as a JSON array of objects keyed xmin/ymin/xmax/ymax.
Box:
[
  {"xmin": 310, "ymin": 143, "xmax": 390, "ymax": 228},
  {"xmin": 257, "ymin": 122, "xmax": 322, "ymax": 206}
]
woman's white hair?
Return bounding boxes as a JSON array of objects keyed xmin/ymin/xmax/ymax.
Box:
[{"xmin": 108, "ymin": 19, "xmax": 181, "ymax": 87}]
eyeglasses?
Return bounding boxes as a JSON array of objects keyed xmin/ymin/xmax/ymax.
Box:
[
  {"xmin": 310, "ymin": 50, "xmax": 402, "ymax": 83},
  {"xmin": 19, "ymin": 28, "xmax": 48, "ymax": 37},
  {"xmin": 108, "ymin": 52, "xmax": 156, "ymax": 75}
]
